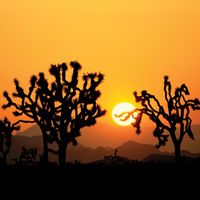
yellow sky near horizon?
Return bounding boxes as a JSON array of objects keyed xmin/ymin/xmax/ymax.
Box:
[{"xmin": 1, "ymin": 0, "xmax": 200, "ymax": 128}]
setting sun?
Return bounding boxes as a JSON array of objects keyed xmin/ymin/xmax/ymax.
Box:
[{"xmin": 112, "ymin": 102, "xmax": 135, "ymax": 126}]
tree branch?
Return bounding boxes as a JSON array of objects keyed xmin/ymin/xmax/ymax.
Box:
[{"xmin": 13, "ymin": 120, "xmax": 35, "ymax": 127}]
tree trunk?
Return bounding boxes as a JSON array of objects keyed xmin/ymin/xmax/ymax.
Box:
[
  {"xmin": 58, "ymin": 143, "xmax": 67, "ymax": 167},
  {"xmin": 2, "ymin": 154, "xmax": 6, "ymax": 166},
  {"xmin": 174, "ymin": 142, "xmax": 181, "ymax": 163},
  {"xmin": 170, "ymin": 129, "xmax": 181, "ymax": 163},
  {"xmin": 41, "ymin": 133, "xmax": 49, "ymax": 165}
]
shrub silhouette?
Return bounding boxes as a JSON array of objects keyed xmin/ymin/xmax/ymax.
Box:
[
  {"xmin": 14, "ymin": 147, "xmax": 37, "ymax": 166},
  {"xmin": 116, "ymin": 76, "xmax": 200, "ymax": 162},
  {"xmin": 0, "ymin": 118, "xmax": 20, "ymax": 165},
  {"xmin": 3, "ymin": 61, "xmax": 106, "ymax": 166}
]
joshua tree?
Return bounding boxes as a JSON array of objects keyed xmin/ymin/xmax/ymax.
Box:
[
  {"xmin": 46, "ymin": 62, "xmax": 106, "ymax": 166},
  {"xmin": 116, "ymin": 76, "xmax": 200, "ymax": 162},
  {"xmin": 3, "ymin": 61, "xmax": 106, "ymax": 166},
  {"xmin": 3, "ymin": 75, "xmax": 52, "ymax": 164},
  {"xmin": 0, "ymin": 118, "xmax": 20, "ymax": 165}
]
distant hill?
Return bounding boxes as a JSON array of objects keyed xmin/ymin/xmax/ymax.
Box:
[
  {"xmin": 16, "ymin": 123, "xmax": 200, "ymax": 153},
  {"xmin": 8, "ymin": 136, "xmax": 43, "ymax": 163},
  {"xmin": 115, "ymin": 140, "xmax": 160, "ymax": 160},
  {"xmin": 7, "ymin": 136, "xmax": 200, "ymax": 164},
  {"xmin": 91, "ymin": 155, "xmax": 133, "ymax": 166},
  {"xmin": 142, "ymin": 151, "xmax": 200, "ymax": 163},
  {"xmin": 17, "ymin": 125, "xmax": 41, "ymax": 137},
  {"xmin": 12, "ymin": 123, "xmax": 200, "ymax": 164},
  {"xmin": 8, "ymin": 135, "xmax": 113, "ymax": 163},
  {"xmin": 8, "ymin": 136, "xmax": 160, "ymax": 163},
  {"xmin": 66, "ymin": 139, "xmax": 160, "ymax": 163}
]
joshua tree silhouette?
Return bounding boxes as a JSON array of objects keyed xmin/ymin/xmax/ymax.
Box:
[
  {"xmin": 0, "ymin": 118, "xmax": 20, "ymax": 165},
  {"xmin": 116, "ymin": 76, "xmax": 200, "ymax": 162},
  {"xmin": 3, "ymin": 61, "xmax": 106, "ymax": 166}
]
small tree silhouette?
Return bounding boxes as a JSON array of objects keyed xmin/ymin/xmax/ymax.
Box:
[
  {"xmin": 14, "ymin": 147, "xmax": 37, "ymax": 167},
  {"xmin": 0, "ymin": 118, "xmax": 20, "ymax": 165},
  {"xmin": 3, "ymin": 75, "xmax": 51, "ymax": 164},
  {"xmin": 3, "ymin": 61, "xmax": 106, "ymax": 166},
  {"xmin": 116, "ymin": 76, "xmax": 200, "ymax": 162}
]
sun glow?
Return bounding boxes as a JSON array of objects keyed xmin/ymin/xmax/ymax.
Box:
[{"xmin": 112, "ymin": 102, "xmax": 136, "ymax": 126}]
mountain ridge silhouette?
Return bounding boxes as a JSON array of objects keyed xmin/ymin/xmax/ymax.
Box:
[
  {"xmin": 8, "ymin": 135, "xmax": 200, "ymax": 164},
  {"xmin": 16, "ymin": 122, "xmax": 200, "ymax": 153}
]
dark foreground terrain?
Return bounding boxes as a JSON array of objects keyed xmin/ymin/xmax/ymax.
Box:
[{"xmin": 1, "ymin": 158, "xmax": 200, "ymax": 198}]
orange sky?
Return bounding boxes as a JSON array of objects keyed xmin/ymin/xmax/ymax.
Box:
[{"xmin": 1, "ymin": 0, "xmax": 200, "ymax": 130}]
